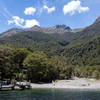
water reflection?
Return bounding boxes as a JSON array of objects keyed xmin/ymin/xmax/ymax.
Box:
[{"xmin": 0, "ymin": 89, "xmax": 100, "ymax": 100}]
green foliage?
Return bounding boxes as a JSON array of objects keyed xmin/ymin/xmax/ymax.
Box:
[
  {"xmin": 1, "ymin": 17, "xmax": 100, "ymax": 82},
  {"xmin": 0, "ymin": 31, "xmax": 65, "ymax": 54},
  {"xmin": 51, "ymin": 56, "xmax": 73, "ymax": 79},
  {"xmin": 62, "ymin": 37, "xmax": 100, "ymax": 66},
  {"xmin": 0, "ymin": 44, "xmax": 100, "ymax": 82},
  {"xmin": 23, "ymin": 52, "xmax": 58, "ymax": 82},
  {"xmin": 0, "ymin": 45, "xmax": 15, "ymax": 80},
  {"xmin": 0, "ymin": 45, "xmax": 73, "ymax": 82},
  {"xmin": 0, "ymin": 45, "xmax": 30, "ymax": 81},
  {"xmin": 1, "ymin": 36, "xmax": 100, "ymax": 82},
  {"xmin": 92, "ymin": 70, "xmax": 100, "ymax": 79},
  {"xmin": 73, "ymin": 66, "xmax": 100, "ymax": 79}
]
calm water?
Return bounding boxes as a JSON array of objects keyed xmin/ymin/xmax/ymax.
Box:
[{"xmin": 0, "ymin": 89, "xmax": 100, "ymax": 100}]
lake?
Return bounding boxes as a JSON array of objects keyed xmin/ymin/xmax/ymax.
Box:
[{"xmin": 0, "ymin": 89, "xmax": 100, "ymax": 100}]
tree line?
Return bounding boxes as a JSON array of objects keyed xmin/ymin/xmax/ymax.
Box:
[{"xmin": 0, "ymin": 44, "xmax": 100, "ymax": 83}]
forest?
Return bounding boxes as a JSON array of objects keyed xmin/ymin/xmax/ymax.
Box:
[
  {"xmin": 1, "ymin": 16, "xmax": 100, "ymax": 83},
  {"xmin": 0, "ymin": 43, "xmax": 100, "ymax": 83}
]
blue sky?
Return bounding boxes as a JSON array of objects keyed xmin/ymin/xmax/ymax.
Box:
[{"xmin": 0, "ymin": 0, "xmax": 100, "ymax": 33}]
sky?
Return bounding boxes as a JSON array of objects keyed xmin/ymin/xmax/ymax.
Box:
[{"xmin": 0, "ymin": 0, "xmax": 100, "ymax": 33}]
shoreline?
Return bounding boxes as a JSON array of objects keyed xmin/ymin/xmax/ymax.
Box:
[
  {"xmin": 30, "ymin": 78, "xmax": 100, "ymax": 90},
  {"xmin": 1, "ymin": 78, "xmax": 100, "ymax": 90}
]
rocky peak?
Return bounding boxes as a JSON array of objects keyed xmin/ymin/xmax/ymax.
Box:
[
  {"xmin": 55, "ymin": 24, "xmax": 72, "ymax": 31},
  {"xmin": 93, "ymin": 16, "xmax": 100, "ymax": 25},
  {"xmin": 1, "ymin": 28, "xmax": 23, "ymax": 37}
]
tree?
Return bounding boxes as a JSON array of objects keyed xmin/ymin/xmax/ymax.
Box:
[
  {"xmin": 0, "ymin": 45, "xmax": 15, "ymax": 80},
  {"xmin": 92, "ymin": 70, "xmax": 100, "ymax": 79},
  {"xmin": 13, "ymin": 48, "xmax": 30, "ymax": 72},
  {"xmin": 23, "ymin": 52, "xmax": 58, "ymax": 82}
]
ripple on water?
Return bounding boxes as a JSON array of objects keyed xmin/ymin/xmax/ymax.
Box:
[{"xmin": 0, "ymin": 89, "xmax": 100, "ymax": 100}]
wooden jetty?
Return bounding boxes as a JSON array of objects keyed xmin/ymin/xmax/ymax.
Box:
[
  {"xmin": 0, "ymin": 85, "xmax": 15, "ymax": 90},
  {"xmin": 0, "ymin": 82, "xmax": 31, "ymax": 90}
]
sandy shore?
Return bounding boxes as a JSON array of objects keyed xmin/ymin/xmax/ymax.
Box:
[{"xmin": 31, "ymin": 77, "xmax": 100, "ymax": 89}]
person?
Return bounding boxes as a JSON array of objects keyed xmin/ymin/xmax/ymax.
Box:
[{"xmin": 52, "ymin": 80, "xmax": 55, "ymax": 86}]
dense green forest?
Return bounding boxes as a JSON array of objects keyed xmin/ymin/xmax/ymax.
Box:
[
  {"xmin": 0, "ymin": 43, "xmax": 100, "ymax": 83},
  {"xmin": 62, "ymin": 37, "xmax": 100, "ymax": 66},
  {"xmin": 0, "ymin": 45, "xmax": 73, "ymax": 82}
]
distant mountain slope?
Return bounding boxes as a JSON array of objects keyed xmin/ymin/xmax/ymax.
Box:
[
  {"xmin": 69, "ymin": 16, "xmax": 100, "ymax": 45},
  {"xmin": 28, "ymin": 25, "xmax": 72, "ymax": 34},
  {"xmin": 0, "ymin": 28, "xmax": 23, "ymax": 38},
  {"xmin": 0, "ymin": 24, "xmax": 74, "ymax": 52},
  {"xmin": 0, "ymin": 16, "xmax": 100, "ymax": 54},
  {"xmin": 62, "ymin": 36, "xmax": 100, "ymax": 66},
  {"xmin": 0, "ymin": 31, "xmax": 70, "ymax": 53},
  {"xmin": 0, "ymin": 24, "xmax": 72, "ymax": 38}
]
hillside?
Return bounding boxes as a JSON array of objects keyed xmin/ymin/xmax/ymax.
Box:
[
  {"xmin": 1, "ymin": 16, "xmax": 100, "ymax": 81},
  {"xmin": 0, "ymin": 25, "xmax": 74, "ymax": 53},
  {"xmin": 0, "ymin": 16, "xmax": 100, "ymax": 64},
  {"xmin": 0, "ymin": 16, "xmax": 100, "ymax": 50},
  {"xmin": 0, "ymin": 31, "xmax": 62, "ymax": 52},
  {"xmin": 61, "ymin": 36, "xmax": 100, "ymax": 66},
  {"xmin": 69, "ymin": 16, "xmax": 100, "ymax": 45}
]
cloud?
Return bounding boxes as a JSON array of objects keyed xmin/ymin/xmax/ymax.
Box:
[
  {"xmin": 43, "ymin": 5, "xmax": 56, "ymax": 14},
  {"xmin": 63, "ymin": 0, "xmax": 89, "ymax": 15},
  {"xmin": 8, "ymin": 16, "xmax": 40, "ymax": 28},
  {"xmin": 24, "ymin": 7, "xmax": 36, "ymax": 15},
  {"xmin": 8, "ymin": 16, "xmax": 24, "ymax": 27},
  {"xmin": 24, "ymin": 19, "xmax": 40, "ymax": 28}
]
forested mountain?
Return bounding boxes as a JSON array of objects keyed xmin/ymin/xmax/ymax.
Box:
[
  {"xmin": 62, "ymin": 37, "xmax": 100, "ymax": 66},
  {"xmin": 0, "ymin": 16, "xmax": 100, "ymax": 50},
  {"xmin": 0, "ymin": 25, "xmax": 74, "ymax": 53},
  {"xmin": 0, "ymin": 31, "xmax": 70, "ymax": 53},
  {"xmin": 69, "ymin": 16, "xmax": 100, "ymax": 45},
  {"xmin": 0, "ymin": 16, "xmax": 100, "ymax": 56},
  {"xmin": 1, "ymin": 16, "xmax": 100, "ymax": 82}
]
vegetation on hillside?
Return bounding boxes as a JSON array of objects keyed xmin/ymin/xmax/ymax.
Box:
[
  {"xmin": 0, "ymin": 45, "xmax": 74, "ymax": 82},
  {"xmin": 62, "ymin": 37, "xmax": 100, "ymax": 66},
  {"xmin": 1, "ymin": 17, "xmax": 100, "ymax": 82},
  {"xmin": 0, "ymin": 43, "xmax": 100, "ymax": 83}
]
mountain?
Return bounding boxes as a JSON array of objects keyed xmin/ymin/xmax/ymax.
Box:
[
  {"xmin": 72, "ymin": 28, "xmax": 84, "ymax": 33},
  {"xmin": 0, "ymin": 30, "xmax": 70, "ymax": 53},
  {"xmin": 26, "ymin": 24, "xmax": 72, "ymax": 34},
  {"xmin": 58, "ymin": 16, "xmax": 100, "ymax": 66},
  {"xmin": 0, "ymin": 24, "xmax": 72, "ymax": 38},
  {"xmin": 63, "ymin": 16, "xmax": 100, "ymax": 47},
  {"xmin": 0, "ymin": 28, "xmax": 23, "ymax": 38},
  {"xmin": 0, "ymin": 24, "xmax": 74, "ymax": 52},
  {"xmin": 93, "ymin": 16, "xmax": 100, "ymax": 25},
  {"xmin": 1, "ymin": 16, "xmax": 100, "ymax": 81},
  {"xmin": 0, "ymin": 16, "xmax": 100, "ymax": 54},
  {"xmin": 62, "ymin": 36, "xmax": 100, "ymax": 66}
]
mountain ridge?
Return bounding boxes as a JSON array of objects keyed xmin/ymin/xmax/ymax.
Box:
[
  {"xmin": 1, "ymin": 16, "xmax": 100, "ymax": 38},
  {"xmin": 0, "ymin": 24, "xmax": 73, "ymax": 38},
  {"xmin": 0, "ymin": 16, "xmax": 100, "ymax": 53}
]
